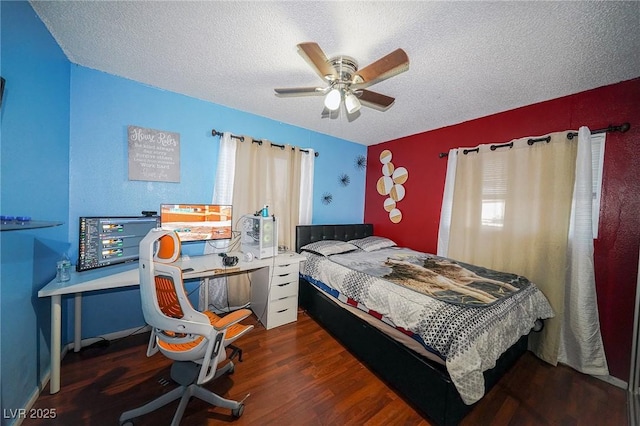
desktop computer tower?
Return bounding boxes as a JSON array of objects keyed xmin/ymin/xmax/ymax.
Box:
[{"xmin": 241, "ymin": 216, "xmax": 277, "ymax": 259}]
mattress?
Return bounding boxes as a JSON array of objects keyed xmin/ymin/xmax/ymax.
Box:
[
  {"xmin": 299, "ymin": 239, "xmax": 554, "ymax": 404},
  {"xmin": 303, "ymin": 275, "xmax": 447, "ymax": 366}
]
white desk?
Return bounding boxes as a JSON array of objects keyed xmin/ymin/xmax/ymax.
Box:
[{"xmin": 38, "ymin": 252, "xmax": 305, "ymax": 394}]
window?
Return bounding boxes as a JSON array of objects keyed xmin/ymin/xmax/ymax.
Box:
[
  {"xmin": 474, "ymin": 133, "xmax": 604, "ymax": 235},
  {"xmin": 481, "ymin": 200, "xmax": 505, "ymax": 228},
  {"xmin": 481, "ymin": 154, "xmax": 506, "ymax": 228},
  {"xmin": 591, "ymin": 133, "xmax": 605, "ymax": 238}
]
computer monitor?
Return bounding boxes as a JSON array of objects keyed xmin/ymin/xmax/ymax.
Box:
[
  {"xmin": 77, "ymin": 216, "xmax": 161, "ymax": 272},
  {"xmin": 160, "ymin": 204, "xmax": 232, "ymax": 242}
]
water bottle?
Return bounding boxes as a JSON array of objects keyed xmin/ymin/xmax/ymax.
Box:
[
  {"xmin": 261, "ymin": 205, "xmax": 269, "ymax": 217},
  {"xmin": 56, "ymin": 254, "xmax": 71, "ymax": 282}
]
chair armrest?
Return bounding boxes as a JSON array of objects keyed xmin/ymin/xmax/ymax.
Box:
[{"xmin": 211, "ymin": 308, "xmax": 252, "ymax": 331}]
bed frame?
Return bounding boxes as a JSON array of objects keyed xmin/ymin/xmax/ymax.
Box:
[{"xmin": 296, "ymin": 224, "xmax": 528, "ymax": 426}]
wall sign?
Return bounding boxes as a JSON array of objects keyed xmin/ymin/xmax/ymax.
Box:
[{"xmin": 128, "ymin": 125, "xmax": 180, "ymax": 182}]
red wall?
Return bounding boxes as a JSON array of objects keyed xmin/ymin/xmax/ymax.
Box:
[{"xmin": 365, "ymin": 78, "xmax": 640, "ymax": 381}]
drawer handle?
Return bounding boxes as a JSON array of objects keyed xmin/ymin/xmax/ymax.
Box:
[
  {"xmin": 276, "ymin": 308, "xmax": 289, "ymax": 313},
  {"xmin": 277, "ymin": 282, "xmax": 291, "ymax": 287}
]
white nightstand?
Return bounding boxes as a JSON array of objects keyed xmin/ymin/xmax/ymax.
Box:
[{"xmin": 249, "ymin": 252, "xmax": 305, "ymax": 329}]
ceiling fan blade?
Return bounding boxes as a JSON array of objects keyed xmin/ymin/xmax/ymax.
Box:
[
  {"xmin": 297, "ymin": 42, "xmax": 339, "ymax": 81},
  {"xmin": 357, "ymin": 89, "xmax": 396, "ymax": 111},
  {"xmin": 351, "ymin": 48, "xmax": 409, "ymax": 89},
  {"xmin": 275, "ymin": 87, "xmax": 326, "ymax": 97}
]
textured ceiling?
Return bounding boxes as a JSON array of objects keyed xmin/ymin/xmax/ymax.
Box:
[{"xmin": 30, "ymin": 1, "xmax": 640, "ymax": 146}]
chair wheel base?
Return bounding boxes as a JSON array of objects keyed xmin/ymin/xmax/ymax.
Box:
[
  {"xmin": 228, "ymin": 344, "xmax": 243, "ymax": 362},
  {"xmin": 232, "ymin": 403, "xmax": 244, "ymax": 418}
]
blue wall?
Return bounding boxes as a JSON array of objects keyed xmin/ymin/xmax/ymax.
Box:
[
  {"xmin": 1, "ymin": 1, "xmax": 71, "ymax": 422},
  {"xmin": 68, "ymin": 66, "xmax": 367, "ymax": 340},
  {"xmin": 68, "ymin": 66, "xmax": 366, "ymax": 233},
  {"xmin": 1, "ymin": 1, "xmax": 366, "ymax": 418}
]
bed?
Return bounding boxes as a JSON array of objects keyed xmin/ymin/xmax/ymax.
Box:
[{"xmin": 296, "ymin": 224, "xmax": 553, "ymax": 425}]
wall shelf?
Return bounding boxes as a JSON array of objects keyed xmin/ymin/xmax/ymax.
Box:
[{"xmin": 0, "ymin": 221, "xmax": 63, "ymax": 231}]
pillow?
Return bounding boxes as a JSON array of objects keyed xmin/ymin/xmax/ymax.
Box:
[
  {"xmin": 349, "ymin": 236, "xmax": 397, "ymax": 252},
  {"xmin": 300, "ymin": 240, "xmax": 358, "ymax": 256}
]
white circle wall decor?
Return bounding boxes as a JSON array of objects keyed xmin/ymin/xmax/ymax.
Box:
[
  {"xmin": 377, "ymin": 150, "xmax": 409, "ymax": 223},
  {"xmin": 384, "ymin": 197, "xmax": 396, "ymax": 212},
  {"xmin": 390, "ymin": 184, "xmax": 405, "ymax": 202},
  {"xmin": 392, "ymin": 167, "xmax": 408, "ymax": 184},
  {"xmin": 380, "ymin": 150, "xmax": 392, "ymax": 164},
  {"xmin": 389, "ymin": 208, "xmax": 403, "ymax": 224},
  {"xmin": 382, "ymin": 162, "xmax": 395, "ymax": 177},
  {"xmin": 376, "ymin": 176, "xmax": 394, "ymax": 196}
]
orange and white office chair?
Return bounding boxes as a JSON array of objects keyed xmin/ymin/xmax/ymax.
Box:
[{"xmin": 119, "ymin": 229, "xmax": 253, "ymax": 426}]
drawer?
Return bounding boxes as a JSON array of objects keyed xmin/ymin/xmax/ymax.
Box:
[
  {"xmin": 270, "ymin": 279, "xmax": 298, "ymax": 300},
  {"xmin": 266, "ymin": 296, "xmax": 298, "ymax": 329},
  {"xmin": 272, "ymin": 270, "xmax": 297, "ymax": 286},
  {"xmin": 273, "ymin": 262, "xmax": 299, "ymax": 276}
]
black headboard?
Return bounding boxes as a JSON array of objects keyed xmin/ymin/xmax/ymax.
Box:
[{"xmin": 296, "ymin": 224, "xmax": 374, "ymax": 252}]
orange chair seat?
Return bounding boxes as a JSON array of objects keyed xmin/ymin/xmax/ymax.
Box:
[{"xmin": 158, "ymin": 311, "xmax": 250, "ymax": 352}]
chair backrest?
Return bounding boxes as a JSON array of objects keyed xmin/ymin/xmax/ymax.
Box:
[{"xmin": 139, "ymin": 229, "xmax": 223, "ymax": 367}]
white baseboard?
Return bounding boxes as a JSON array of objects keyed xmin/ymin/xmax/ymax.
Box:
[
  {"xmin": 592, "ymin": 372, "xmax": 640, "ymax": 425},
  {"xmin": 13, "ymin": 384, "xmax": 45, "ymax": 426},
  {"xmin": 592, "ymin": 373, "xmax": 628, "ymax": 389},
  {"xmin": 66, "ymin": 325, "xmax": 150, "ymax": 351}
]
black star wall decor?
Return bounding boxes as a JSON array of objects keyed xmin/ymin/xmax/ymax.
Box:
[{"xmin": 321, "ymin": 192, "xmax": 333, "ymax": 205}]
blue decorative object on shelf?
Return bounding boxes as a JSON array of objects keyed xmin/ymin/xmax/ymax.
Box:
[
  {"xmin": 1, "ymin": 215, "xmax": 15, "ymax": 224},
  {"xmin": 16, "ymin": 216, "xmax": 31, "ymax": 224}
]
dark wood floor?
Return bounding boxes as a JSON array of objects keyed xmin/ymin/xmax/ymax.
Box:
[{"xmin": 26, "ymin": 310, "xmax": 628, "ymax": 425}]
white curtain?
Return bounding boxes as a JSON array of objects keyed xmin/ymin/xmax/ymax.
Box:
[
  {"xmin": 201, "ymin": 132, "xmax": 238, "ymax": 311},
  {"xmin": 212, "ymin": 132, "xmax": 236, "ymax": 214},
  {"xmin": 299, "ymin": 148, "xmax": 315, "ymax": 225},
  {"xmin": 558, "ymin": 126, "xmax": 608, "ymax": 375},
  {"xmin": 438, "ymin": 128, "xmax": 608, "ymax": 374},
  {"xmin": 200, "ymin": 133, "xmax": 314, "ymax": 312},
  {"xmin": 437, "ymin": 148, "xmax": 457, "ymax": 257}
]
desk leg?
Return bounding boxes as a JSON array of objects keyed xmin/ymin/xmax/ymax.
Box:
[
  {"xmin": 74, "ymin": 293, "xmax": 82, "ymax": 352},
  {"xmin": 197, "ymin": 277, "xmax": 210, "ymax": 311},
  {"xmin": 50, "ymin": 295, "xmax": 61, "ymax": 394},
  {"xmin": 204, "ymin": 278, "xmax": 209, "ymax": 311}
]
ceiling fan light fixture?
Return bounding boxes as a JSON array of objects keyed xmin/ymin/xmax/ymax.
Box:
[
  {"xmin": 345, "ymin": 91, "xmax": 361, "ymax": 114},
  {"xmin": 324, "ymin": 88, "xmax": 342, "ymax": 111},
  {"xmin": 277, "ymin": 42, "xmax": 409, "ymax": 116}
]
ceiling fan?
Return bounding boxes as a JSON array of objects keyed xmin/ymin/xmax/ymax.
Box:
[{"xmin": 274, "ymin": 42, "xmax": 409, "ymax": 115}]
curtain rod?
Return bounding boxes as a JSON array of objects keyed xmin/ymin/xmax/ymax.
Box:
[
  {"xmin": 438, "ymin": 122, "xmax": 631, "ymax": 158},
  {"xmin": 211, "ymin": 129, "xmax": 319, "ymax": 157}
]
